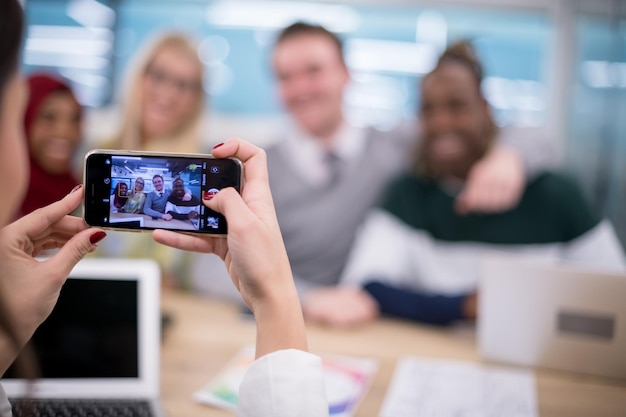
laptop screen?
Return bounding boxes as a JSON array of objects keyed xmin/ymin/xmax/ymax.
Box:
[{"xmin": 5, "ymin": 277, "xmax": 139, "ymax": 379}]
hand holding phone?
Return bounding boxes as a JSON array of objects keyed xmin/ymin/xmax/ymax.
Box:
[
  {"xmin": 151, "ymin": 139, "xmax": 306, "ymax": 358},
  {"xmin": 83, "ymin": 150, "xmax": 243, "ymax": 235}
]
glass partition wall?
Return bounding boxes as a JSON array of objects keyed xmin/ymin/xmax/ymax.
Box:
[{"xmin": 566, "ymin": 0, "xmax": 626, "ymax": 250}]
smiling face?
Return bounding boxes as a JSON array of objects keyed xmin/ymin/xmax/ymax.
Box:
[
  {"xmin": 140, "ymin": 46, "xmax": 202, "ymax": 141},
  {"xmin": 118, "ymin": 183, "xmax": 128, "ymax": 196},
  {"xmin": 273, "ymin": 33, "xmax": 349, "ymax": 141},
  {"xmin": 28, "ymin": 90, "xmax": 81, "ymax": 175},
  {"xmin": 172, "ymin": 179, "xmax": 185, "ymax": 198},
  {"xmin": 152, "ymin": 176, "xmax": 164, "ymax": 192},
  {"xmin": 419, "ymin": 62, "xmax": 491, "ymax": 179},
  {"xmin": 134, "ymin": 177, "xmax": 144, "ymax": 192}
]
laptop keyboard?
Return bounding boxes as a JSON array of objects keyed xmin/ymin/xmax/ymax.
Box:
[{"xmin": 9, "ymin": 398, "xmax": 154, "ymax": 417}]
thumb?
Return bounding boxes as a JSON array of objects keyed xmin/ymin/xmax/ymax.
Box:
[
  {"xmin": 203, "ymin": 187, "xmax": 254, "ymax": 229},
  {"xmin": 44, "ymin": 228, "xmax": 107, "ymax": 279}
]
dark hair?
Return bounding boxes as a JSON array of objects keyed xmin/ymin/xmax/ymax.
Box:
[
  {"xmin": 152, "ymin": 174, "xmax": 164, "ymax": 182},
  {"xmin": 433, "ymin": 40, "xmax": 483, "ymax": 93},
  {"xmin": 0, "ymin": 0, "xmax": 24, "ymax": 102},
  {"xmin": 275, "ymin": 22, "xmax": 345, "ymax": 66}
]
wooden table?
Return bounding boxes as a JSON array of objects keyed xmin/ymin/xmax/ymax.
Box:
[{"xmin": 160, "ymin": 290, "xmax": 626, "ymax": 417}]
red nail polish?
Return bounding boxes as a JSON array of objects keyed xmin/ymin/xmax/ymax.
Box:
[
  {"xmin": 70, "ymin": 184, "xmax": 83, "ymax": 194},
  {"xmin": 89, "ymin": 231, "xmax": 107, "ymax": 244},
  {"xmin": 212, "ymin": 142, "xmax": 224, "ymax": 150},
  {"xmin": 204, "ymin": 188, "xmax": 219, "ymax": 200}
]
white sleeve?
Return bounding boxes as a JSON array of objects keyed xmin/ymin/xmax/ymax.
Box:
[
  {"xmin": 340, "ymin": 209, "xmax": 414, "ymax": 288},
  {"xmin": 237, "ymin": 349, "xmax": 328, "ymax": 417},
  {"xmin": 164, "ymin": 201, "xmax": 175, "ymax": 214},
  {"xmin": 561, "ymin": 220, "xmax": 626, "ymax": 272}
]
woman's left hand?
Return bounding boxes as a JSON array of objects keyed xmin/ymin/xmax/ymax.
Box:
[{"xmin": 0, "ymin": 186, "xmax": 106, "ymax": 358}]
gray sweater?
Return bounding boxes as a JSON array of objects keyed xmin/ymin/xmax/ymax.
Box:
[
  {"xmin": 143, "ymin": 189, "xmax": 172, "ymax": 218},
  {"xmin": 267, "ymin": 127, "xmax": 413, "ymax": 293}
]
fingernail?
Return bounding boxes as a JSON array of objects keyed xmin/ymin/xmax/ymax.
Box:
[
  {"xmin": 69, "ymin": 184, "xmax": 83, "ymax": 194},
  {"xmin": 212, "ymin": 142, "xmax": 224, "ymax": 150},
  {"xmin": 89, "ymin": 231, "xmax": 107, "ymax": 245},
  {"xmin": 203, "ymin": 191, "xmax": 213, "ymax": 200}
]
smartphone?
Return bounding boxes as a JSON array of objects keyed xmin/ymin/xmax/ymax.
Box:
[{"xmin": 83, "ymin": 150, "xmax": 243, "ymax": 235}]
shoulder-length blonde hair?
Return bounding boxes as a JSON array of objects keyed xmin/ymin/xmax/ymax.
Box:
[{"xmin": 113, "ymin": 33, "xmax": 205, "ymax": 153}]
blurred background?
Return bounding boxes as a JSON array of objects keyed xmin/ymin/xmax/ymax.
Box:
[{"xmin": 21, "ymin": 0, "xmax": 626, "ymax": 248}]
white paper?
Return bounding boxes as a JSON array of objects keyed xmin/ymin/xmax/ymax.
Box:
[{"xmin": 380, "ymin": 357, "xmax": 537, "ymax": 417}]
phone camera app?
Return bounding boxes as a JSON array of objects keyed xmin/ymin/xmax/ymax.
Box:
[
  {"xmin": 210, "ymin": 166, "xmax": 220, "ymax": 174},
  {"xmin": 207, "ymin": 217, "xmax": 219, "ymax": 229}
]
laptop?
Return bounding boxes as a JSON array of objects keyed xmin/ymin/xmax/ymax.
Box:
[
  {"xmin": 3, "ymin": 258, "xmax": 166, "ymax": 417},
  {"xmin": 479, "ymin": 256, "xmax": 626, "ymax": 380}
]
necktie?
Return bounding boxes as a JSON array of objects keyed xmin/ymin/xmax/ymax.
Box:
[{"xmin": 324, "ymin": 151, "xmax": 341, "ymax": 186}]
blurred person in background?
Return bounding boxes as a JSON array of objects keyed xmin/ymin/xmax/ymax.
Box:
[
  {"xmin": 102, "ymin": 32, "xmax": 204, "ymax": 153},
  {"xmin": 95, "ymin": 32, "xmax": 205, "ymax": 288},
  {"xmin": 263, "ymin": 22, "xmax": 558, "ymax": 324},
  {"xmin": 17, "ymin": 73, "xmax": 82, "ymax": 218},
  {"xmin": 326, "ymin": 41, "xmax": 626, "ymax": 327}
]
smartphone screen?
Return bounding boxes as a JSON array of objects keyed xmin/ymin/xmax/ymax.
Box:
[{"xmin": 84, "ymin": 151, "xmax": 242, "ymax": 235}]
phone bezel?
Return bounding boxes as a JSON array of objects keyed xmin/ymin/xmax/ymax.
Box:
[{"xmin": 83, "ymin": 149, "xmax": 244, "ymax": 236}]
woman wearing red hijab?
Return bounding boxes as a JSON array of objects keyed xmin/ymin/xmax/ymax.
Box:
[{"xmin": 18, "ymin": 73, "xmax": 82, "ymax": 216}]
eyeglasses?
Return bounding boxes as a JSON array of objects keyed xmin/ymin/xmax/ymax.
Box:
[{"xmin": 145, "ymin": 65, "xmax": 201, "ymax": 95}]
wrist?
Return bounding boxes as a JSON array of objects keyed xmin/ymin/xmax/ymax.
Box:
[{"xmin": 251, "ymin": 284, "xmax": 308, "ymax": 358}]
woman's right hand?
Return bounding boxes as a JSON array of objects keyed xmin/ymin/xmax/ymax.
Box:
[{"xmin": 152, "ymin": 139, "xmax": 306, "ymax": 357}]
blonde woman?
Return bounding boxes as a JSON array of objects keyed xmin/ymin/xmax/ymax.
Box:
[
  {"xmin": 108, "ymin": 32, "xmax": 205, "ymax": 153},
  {"xmin": 96, "ymin": 33, "xmax": 206, "ymax": 287},
  {"xmin": 120, "ymin": 177, "xmax": 147, "ymax": 214}
]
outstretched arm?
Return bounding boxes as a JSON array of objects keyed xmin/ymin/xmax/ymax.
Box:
[
  {"xmin": 153, "ymin": 140, "xmax": 307, "ymax": 357},
  {"xmin": 152, "ymin": 139, "xmax": 328, "ymax": 417}
]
